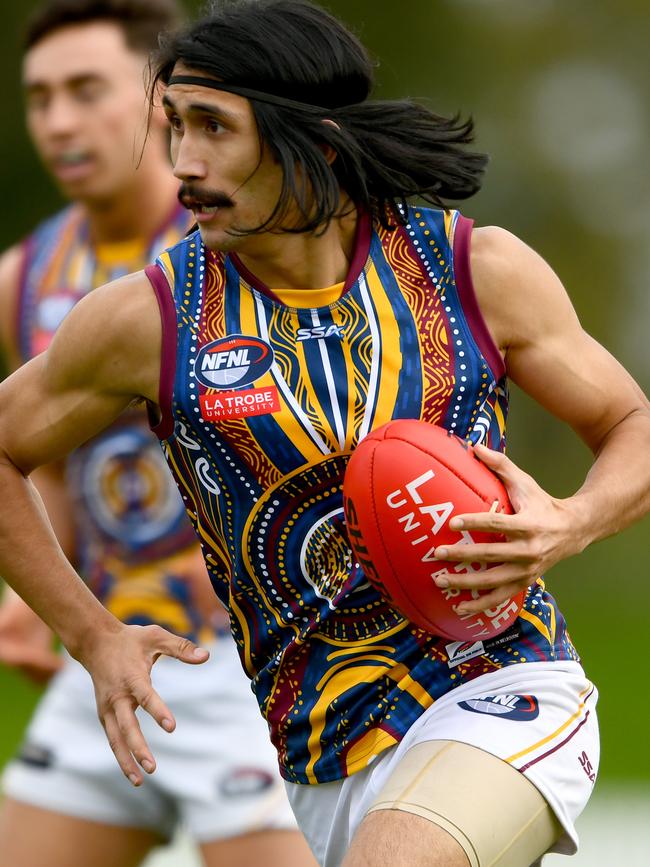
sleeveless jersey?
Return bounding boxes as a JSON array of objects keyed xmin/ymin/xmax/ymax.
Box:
[
  {"xmin": 147, "ymin": 206, "xmax": 579, "ymax": 784},
  {"xmin": 17, "ymin": 203, "xmax": 217, "ymax": 642}
]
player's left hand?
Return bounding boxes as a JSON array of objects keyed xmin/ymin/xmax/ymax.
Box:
[
  {"xmin": 77, "ymin": 623, "xmax": 210, "ymax": 787},
  {"xmin": 432, "ymin": 443, "xmax": 583, "ymax": 614}
]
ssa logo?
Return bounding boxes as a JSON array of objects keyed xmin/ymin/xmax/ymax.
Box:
[
  {"xmin": 296, "ymin": 323, "xmax": 346, "ymax": 342},
  {"xmin": 458, "ymin": 694, "xmax": 539, "ymax": 721},
  {"xmin": 195, "ymin": 335, "xmax": 274, "ymax": 389}
]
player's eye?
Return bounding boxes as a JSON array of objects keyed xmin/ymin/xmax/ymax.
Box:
[
  {"xmin": 168, "ymin": 114, "xmax": 184, "ymax": 132},
  {"xmin": 205, "ymin": 118, "xmax": 223, "ymax": 134},
  {"xmin": 74, "ymin": 82, "xmax": 105, "ymax": 103},
  {"xmin": 25, "ymin": 90, "xmax": 49, "ymax": 111}
]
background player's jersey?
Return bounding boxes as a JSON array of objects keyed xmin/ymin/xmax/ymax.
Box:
[
  {"xmin": 16, "ymin": 204, "xmax": 217, "ymax": 642},
  {"xmin": 147, "ymin": 206, "xmax": 579, "ymax": 784}
]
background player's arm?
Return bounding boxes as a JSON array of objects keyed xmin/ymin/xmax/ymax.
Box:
[
  {"xmin": 0, "ymin": 271, "xmax": 157, "ymax": 626},
  {"xmin": 0, "ymin": 463, "xmax": 75, "ymax": 683},
  {"xmin": 436, "ymin": 227, "xmax": 650, "ymax": 611},
  {"xmin": 0, "ymin": 242, "xmax": 79, "ymax": 560},
  {"xmin": 0, "ymin": 245, "xmax": 24, "ymax": 372},
  {"xmin": 0, "ymin": 585, "xmax": 61, "ymax": 683},
  {"xmin": 0, "ymin": 271, "xmax": 209, "ymax": 784},
  {"xmin": 0, "ymin": 244, "xmax": 74, "ymax": 681}
]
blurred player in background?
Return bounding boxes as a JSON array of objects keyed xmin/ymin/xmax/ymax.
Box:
[
  {"xmin": 0, "ymin": 1, "xmax": 314, "ymax": 866},
  {"xmin": 0, "ymin": 1, "xmax": 649, "ymax": 866}
]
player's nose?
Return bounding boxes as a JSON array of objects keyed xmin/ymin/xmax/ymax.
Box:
[
  {"xmin": 172, "ymin": 137, "xmax": 209, "ymax": 182},
  {"xmin": 40, "ymin": 94, "xmax": 81, "ymax": 137}
]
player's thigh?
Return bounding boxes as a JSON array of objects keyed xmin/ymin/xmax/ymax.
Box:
[
  {"xmin": 200, "ymin": 828, "xmax": 317, "ymax": 867},
  {"xmin": 344, "ymin": 808, "xmax": 469, "ymax": 867},
  {"xmin": 0, "ymin": 798, "xmax": 162, "ymax": 867},
  {"xmin": 346, "ymin": 740, "xmax": 560, "ymax": 867}
]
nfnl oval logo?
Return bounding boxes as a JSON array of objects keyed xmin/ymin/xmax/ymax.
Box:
[
  {"xmin": 195, "ymin": 335, "xmax": 274, "ymax": 389},
  {"xmin": 458, "ymin": 694, "xmax": 539, "ymax": 721}
]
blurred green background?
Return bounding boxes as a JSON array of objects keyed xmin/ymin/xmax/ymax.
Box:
[{"xmin": 0, "ymin": 0, "xmax": 648, "ymax": 787}]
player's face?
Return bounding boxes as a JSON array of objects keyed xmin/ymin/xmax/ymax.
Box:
[
  {"xmin": 23, "ymin": 22, "xmax": 150, "ymax": 202},
  {"xmin": 164, "ymin": 66, "xmax": 293, "ymax": 253}
]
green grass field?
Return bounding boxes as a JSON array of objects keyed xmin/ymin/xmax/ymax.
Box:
[{"xmin": 0, "ymin": 668, "xmax": 42, "ymax": 769}]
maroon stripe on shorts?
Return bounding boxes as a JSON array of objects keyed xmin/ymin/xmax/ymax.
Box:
[
  {"xmin": 517, "ymin": 690, "xmax": 595, "ymax": 774},
  {"xmin": 452, "ymin": 215, "xmax": 506, "ymax": 381},
  {"xmin": 145, "ymin": 264, "xmax": 176, "ymax": 440}
]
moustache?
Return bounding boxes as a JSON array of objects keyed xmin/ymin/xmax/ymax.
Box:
[{"xmin": 178, "ymin": 184, "xmax": 235, "ymax": 210}]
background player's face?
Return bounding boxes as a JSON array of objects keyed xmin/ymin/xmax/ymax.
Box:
[
  {"xmin": 164, "ymin": 66, "xmax": 291, "ymax": 253},
  {"xmin": 22, "ymin": 22, "xmax": 151, "ymax": 203}
]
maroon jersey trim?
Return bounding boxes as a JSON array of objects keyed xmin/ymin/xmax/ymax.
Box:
[
  {"xmin": 453, "ymin": 215, "xmax": 506, "ymax": 381},
  {"xmin": 343, "ymin": 209, "xmax": 372, "ymax": 293},
  {"xmin": 145, "ymin": 264, "xmax": 176, "ymax": 440}
]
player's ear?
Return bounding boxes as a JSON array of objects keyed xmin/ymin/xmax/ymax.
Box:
[{"xmin": 320, "ymin": 118, "xmax": 340, "ymax": 165}]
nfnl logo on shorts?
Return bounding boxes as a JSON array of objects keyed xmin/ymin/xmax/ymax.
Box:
[
  {"xmin": 458, "ymin": 694, "xmax": 540, "ymax": 721},
  {"xmin": 195, "ymin": 335, "xmax": 274, "ymax": 389},
  {"xmin": 219, "ymin": 767, "xmax": 275, "ymax": 797}
]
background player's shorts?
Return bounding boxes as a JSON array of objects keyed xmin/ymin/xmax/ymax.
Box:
[
  {"xmin": 286, "ymin": 661, "xmax": 599, "ymax": 867},
  {"xmin": 2, "ymin": 636, "xmax": 297, "ymax": 842}
]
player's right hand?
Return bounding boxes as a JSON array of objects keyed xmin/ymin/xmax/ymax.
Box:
[
  {"xmin": 0, "ymin": 587, "xmax": 62, "ymax": 684},
  {"xmin": 77, "ymin": 623, "xmax": 209, "ymax": 786}
]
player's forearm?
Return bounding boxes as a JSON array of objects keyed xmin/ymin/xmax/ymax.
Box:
[
  {"xmin": 29, "ymin": 464, "xmax": 78, "ymax": 563},
  {"xmin": 0, "ymin": 457, "xmax": 119, "ymax": 657},
  {"xmin": 565, "ymin": 407, "xmax": 650, "ymax": 550}
]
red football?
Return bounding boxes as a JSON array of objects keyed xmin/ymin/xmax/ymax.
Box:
[{"xmin": 343, "ymin": 419, "xmax": 525, "ymax": 641}]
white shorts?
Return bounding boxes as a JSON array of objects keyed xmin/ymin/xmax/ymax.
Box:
[
  {"xmin": 286, "ymin": 661, "xmax": 599, "ymax": 867},
  {"xmin": 2, "ymin": 637, "xmax": 297, "ymax": 842}
]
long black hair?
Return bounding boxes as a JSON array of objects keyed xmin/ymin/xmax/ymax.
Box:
[{"xmin": 150, "ymin": 0, "xmax": 488, "ymax": 233}]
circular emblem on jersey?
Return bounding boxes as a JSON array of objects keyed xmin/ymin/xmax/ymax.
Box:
[
  {"xmin": 67, "ymin": 424, "xmax": 189, "ymax": 554},
  {"xmin": 195, "ymin": 334, "xmax": 274, "ymax": 389},
  {"xmin": 243, "ymin": 454, "xmax": 405, "ymax": 642}
]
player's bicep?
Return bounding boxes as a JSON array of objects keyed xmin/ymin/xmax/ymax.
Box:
[
  {"xmin": 0, "ymin": 273, "xmax": 160, "ymax": 475},
  {"xmin": 507, "ymin": 326, "xmax": 647, "ymax": 452},
  {"xmin": 0, "ymin": 352, "xmax": 132, "ymax": 475},
  {"xmin": 472, "ymin": 227, "xmax": 648, "ymax": 453}
]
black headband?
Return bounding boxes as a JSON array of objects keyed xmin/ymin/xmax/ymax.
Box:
[{"xmin": 167, "ymin": 74, "xmax": 335, "ymax": 113}]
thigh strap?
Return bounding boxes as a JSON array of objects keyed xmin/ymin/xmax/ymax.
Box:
[{"xmin": 367, "ymin": 740, "xmax": 561, "ymax": 867}]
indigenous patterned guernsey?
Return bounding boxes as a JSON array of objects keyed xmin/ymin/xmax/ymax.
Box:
[
  {"xmin": 146, "ymin": 206, "xmax": 579, "ymax": 784},
  {"xmin": 17, "ymin": 203, "xmax": 212, "ymax": 642}
]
